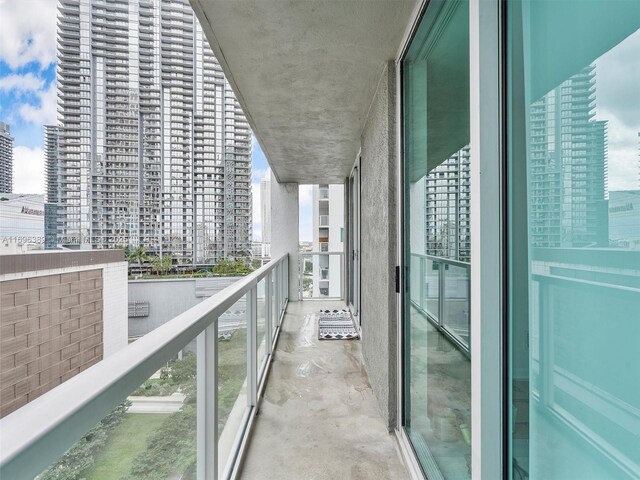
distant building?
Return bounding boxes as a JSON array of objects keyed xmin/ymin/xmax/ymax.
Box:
[
  {"xmin": 0, "ymin": 250, "xmax": 127, "ymax": 418},
  {"xmin": 44, "ymin": 126, "xmax": 60, "ymax": 250},
  {"xmin": 609, "ymin": 190, "xmax": 640, "ymax": 249},
  {"xmin": 259, "ymin": 170, "xmax": 272, "ymax": 258},
  {"xmin": 0, "ymin": 121, "xmax": 13, "ymax": 193},
  {"xmin": 0, "ymin": 194, "xmax": 45, "ymax": 254},
  {"xmin": 529, "ymin": 65, "xmax": 609, "ymax": 248},
  {"xmin": 424, "ymin": 146, "xmax": 471, "ymax": 262},
  {"xmin": 312, "ymin": 184, "xmax": 344, "ymax": 297}
]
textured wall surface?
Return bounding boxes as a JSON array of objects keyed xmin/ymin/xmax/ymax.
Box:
[
  {"xmin": 360, "ymin": 61, "xmax": 398, "ymax": 429},
  {"xmin": 0, "ymin": 270, "xmax": 104, "ymax": 418},
  {"xmin": 270, "ymin": 174, "xmax": 299, "ymax": 300}
]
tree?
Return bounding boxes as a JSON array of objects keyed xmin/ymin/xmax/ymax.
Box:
[
  {"xmin": 211, "ymin": 258, "xmax": 254, "ymax": 276},
  {"xmin": 151, "ymin": 256, "xmax": 172, "ymax": 276},
  {"xmin": 127, "ymin": 246, "xmax": 149, "ymax": 276}
]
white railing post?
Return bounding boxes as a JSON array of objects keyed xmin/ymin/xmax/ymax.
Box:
[
  {"xmin": 298, "ymin": 254, "xmax": 303, "ymax": 301},
  {"xmin": 265, "ymin": 272, "xmax": 273, "ymax": 355},
  {"xmin": 275, "ymin": 263, "xmax": 281, "ymax": 325},
  {"xmin": 247, "ymin": 286, "xmax": 258, "ymax": 407},
  {"xmin": 284, "ymin": 255, "xmax": 289, "ymax": 302},
  {"xmin": 420, "ymin": 256, "xmax": 425, "ymax": 310},
  {"xmin": 197, "ymin": 322, "xmax": 218, "ymax": 480}
]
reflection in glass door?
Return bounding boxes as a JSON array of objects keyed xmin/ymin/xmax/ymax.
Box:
[
  {"xmin": 402, "ymin": 0, "xmax": 471, "ymax": 478},
  {"xmin": 507, "ymin": 1, "xmax": 640, "ymax": 478}
]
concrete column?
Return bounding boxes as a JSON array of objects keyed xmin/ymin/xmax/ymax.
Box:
[{"xmin": 270, "ymin": 172, "xmax": 299, "ymax": 301}]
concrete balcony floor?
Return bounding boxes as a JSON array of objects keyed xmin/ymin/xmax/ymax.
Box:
[{"xmin": 240, "ymin": 300, "xmax": 409, "ymax": 480}]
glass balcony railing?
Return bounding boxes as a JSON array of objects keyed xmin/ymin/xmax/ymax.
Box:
[
  {"xmin": 410, "ymin": 253, "xmax": 470, "ymax": 354},
  {"xmin": 298, "ymin": 251, "xmax": 343, "ymax": 300},
  {"xmin": 0, "ymin": 254, "xmax": 289, "ymax": 480}
]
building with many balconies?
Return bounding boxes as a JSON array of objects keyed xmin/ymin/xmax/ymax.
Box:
[{"xmin": 54, "ymin": 0, "xmax": 251, "ymax": 265}]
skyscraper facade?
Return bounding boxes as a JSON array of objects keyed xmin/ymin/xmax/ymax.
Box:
[
  {"xmin": 44, "ymin": 125, "xmax": 60, "ymax": 249},
  {"xmin": 259, "ymin": 169, "xmax": 271, "ymax": 258},
  {"xmin": 424, "ymin": 146, "xmax": 471, "ymax": 262},
  {"xmin": 528, "ymin": 65, "xmax": 608, "ymax": 248},
  {"xmin": 55, "ymin": 0, "xmax": 252, "ymax": 264},
  {"xmin": 0, "ymin": 121, "xmax": 13, "ymax": 193},
  {"xmin": 44, "ymin": 126, "xmax": 59, "ymax": 205}
]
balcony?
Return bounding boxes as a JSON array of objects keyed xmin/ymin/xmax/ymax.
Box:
[{"xmin": 0, "ymin": 254, "xmax": 405, "ymax": 480}]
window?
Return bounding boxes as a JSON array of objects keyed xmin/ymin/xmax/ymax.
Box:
[
  {"xmin": 507, "ymin": 1, "xmax": 640, "ymax": 478},
  {"xmin": 402, "ymin": 1, "xmax": 471, "ymax": 478}
]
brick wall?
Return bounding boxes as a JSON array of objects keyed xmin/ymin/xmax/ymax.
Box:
[{"xmin": 0, "ymin": 269, "xmax": 104, "ymax": 418}]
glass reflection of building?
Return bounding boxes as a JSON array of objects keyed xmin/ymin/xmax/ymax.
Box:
[
  {"xmin": 529, "ymin": 65, "xmax": 608, "ymax": 249},
  {"xmin": 424, "ymin": 146, "xmax": 471, "ymax": 261}
]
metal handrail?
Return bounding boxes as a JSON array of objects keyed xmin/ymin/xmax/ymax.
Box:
[
  {"xmin": 0, "ymin": 254, "xmax": 289, "ymax": 480},
  {"xmin": 410, "ymin": 251, "xmax": 471, "ymax": 269},
  {"xmin": 300, "ymin": 251, "xmax": 344, "ymax": 256}
]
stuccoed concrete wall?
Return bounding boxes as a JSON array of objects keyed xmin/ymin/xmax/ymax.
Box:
[
  {"xmin": 359, "ymin": 61, "xmax": 397, "ymax": 430},
  {"xmin": 270, "ymin": 173, "xmax": 299, "ymax": 301}
]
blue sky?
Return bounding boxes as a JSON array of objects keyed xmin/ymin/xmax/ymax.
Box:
[{"xmin": 0, "ymin": 0, "xmax": 313, "ymax": 241}]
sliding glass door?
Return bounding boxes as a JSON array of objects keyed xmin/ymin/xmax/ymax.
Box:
[
  {"xmin": 402, "ymin": 1, "xmax": 472, "ymax": 478},
  {"xmin": 347, "ymin": 161, "xmax": 361, "ymax": 324},
  {"xmin": 507, "ymin": 1, "xmax": 640, "ymax": 479}
]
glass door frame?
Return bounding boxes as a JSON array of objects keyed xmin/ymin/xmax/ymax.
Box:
[
  {"xmin": 394, "ymin": 0, "xmax": 507, "ymax": 479},
  {"xmin": 347, "ymin": 157, "xmax": 361, "ymax": 327}
]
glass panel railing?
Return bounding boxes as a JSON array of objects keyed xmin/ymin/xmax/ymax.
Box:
[
  {"xmin": 424, "ymin": 257, "xmax": 440, "ymax": 322},
  {"xmin": 410, "ymin": 253, "xmax": 470, "ymax": 354},
  {"xmin": 218, "ymin": 294, "xmax": 249, "ymax": 479},
  {"xmin": 256, "ymin": 277, "xmax": 267, "ymax": 374},
  {"xmin": 442, "ymin": 263, "xmax": 470, "ymax": 349},
  {"xmin": 298, "ymin": 252, "xmax": 343, "ymax": 299},
  {"xmin": 35, "ymin": 352, "xmax": 199, "ymax": 480},
  {"xmin": 0, "ymin": 254, "xmax": 290, "ymax": 480}
]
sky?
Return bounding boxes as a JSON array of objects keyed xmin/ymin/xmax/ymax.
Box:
[{"xmin": 0, "ymin": 0, "xmax": 313, "ymax": 242}]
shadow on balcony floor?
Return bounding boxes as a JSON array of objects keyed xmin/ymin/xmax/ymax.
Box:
[{"xmin": 239, "ymin": 300, "xmax": 409, "ymax": 480}]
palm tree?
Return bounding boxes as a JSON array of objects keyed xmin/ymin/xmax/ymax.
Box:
[{"xmin": 127, "ymin": 246, "xmax": 149, "ymax": 278}]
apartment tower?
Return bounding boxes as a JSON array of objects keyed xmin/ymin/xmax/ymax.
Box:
[
  {"xmin": 55, "ymin": 0, "xmax": 252, "ymax": 264},
  {"xmin": 259, "ymin": 169, "xmax": 271, "ymax": 258},
  {"xmin": 312, "ymin": 184, "xmax": 344, "ymax": 297},
  {"xmin": 0, "ymin": 121, "xmax": 13, "ymax": 193},
  {"xmin": 528, "ymin": 65, "xmax": 608, "ymax": 248}
]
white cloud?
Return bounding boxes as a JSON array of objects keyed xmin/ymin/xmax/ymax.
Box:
[
  {"xmin": 13, "ymin": 145, "xmax": 44, "ymax": 194},
  {"xmin": 299, "ymin": 184, "xmax": 313, "ymax": 207},
  {"xmin": 0, "ymin": 72, "xmax": 44, "ymax": 92},
  {"xmin": 18, "ymin": 80, "xmax": 57, "ymax": 124},
  {"xmin": 0, "ymin": 0, "xmax": 58, "ymax": 69}
]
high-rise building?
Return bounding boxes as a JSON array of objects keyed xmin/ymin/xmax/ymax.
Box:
[
  {"xmin": 529, "ymin": 65, "xmax": 608, "ymax": 248},
  {"xmin": 44, "ymin": 126, "xmax": 59, "ymax": 205},
  {"xmin": 259, "ymin": 169, "xmax": 271, "ymax": 258},
  {"xmin": 44, "ymin": 126, "xmax": 60, "ymax": 249},
  {"xmin": 0, "ymin": 121, "xmax": 13, "ymax": 193},
  {"xmin": 312, "ymin": 184, "xmax": 343, "ymax": 297},
  {"xmin": 424, "ymin": 146, "xmax": 471, "ymax": 262},
  {"xmin": 55, "ymin": 0, "xmax": 252, "ymax": 265}
]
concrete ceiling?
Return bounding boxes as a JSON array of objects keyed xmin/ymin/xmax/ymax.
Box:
[{"xmin": 191, "ymin": 0, "xmax": 419, "ymax": 184}]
